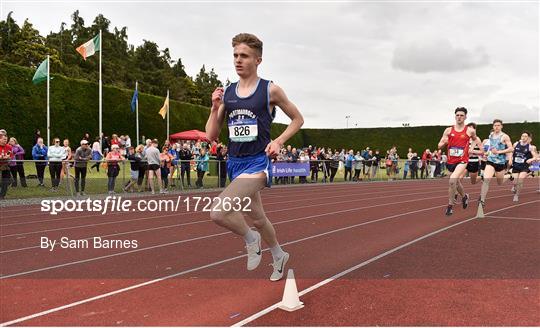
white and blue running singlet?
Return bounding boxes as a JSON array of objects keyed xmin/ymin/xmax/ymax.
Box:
[
  {"xmin": 224, "ymin": 78, "xmax": 275, "ymax": 157},
  {"xmin": 487, "ymin": 132, "xmax": 507, "ymax": 164},
  {"xmin": 223, "ymin": 78, "xmax": 276, "ymax": 185}
]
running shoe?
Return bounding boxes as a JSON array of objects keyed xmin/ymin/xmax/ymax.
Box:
[
  {"xmin": 245, "ymin": 231, "xmax": 262, "ymax": 271},
  {"xmin": 270, "ymin": 252, "xmax": 290, "ymax": 281},
  {"xmin": 462, "ymin": 193, "xmax": 469, "ymax": 209},
  {"xmin": 445, "ymin": 205, "xmax": 453, "ymax": 216},
  {"xmin": 513, "ymin": 195, "xmax": 519, "ymax": 202}
]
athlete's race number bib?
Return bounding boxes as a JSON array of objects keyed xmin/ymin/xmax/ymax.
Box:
[
  {"xmin": 514, "ymin": 157, "xmax": 525, "ymax": 164},
  {"xmin": 449, "ymin": 147, "xmax": 464, "ymax": 157},
  {"xmin": 228, "ymin": 118, "xmax": 258, "ymax": 142}
]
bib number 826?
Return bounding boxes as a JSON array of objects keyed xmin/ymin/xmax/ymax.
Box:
[{"xmin": 234, "ymin": 125, "xmax": 250, "ymax": 136}]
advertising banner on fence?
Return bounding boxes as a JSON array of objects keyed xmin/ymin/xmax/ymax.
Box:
[{"xmin": 272, "ymin": 162, "xmax": 310, "ymax": 177}]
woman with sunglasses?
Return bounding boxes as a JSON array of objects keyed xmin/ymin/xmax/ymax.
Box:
[
  {"xmin": 47, "ymin": 138, "xmax": 67, "ymax": 192},
  {"xmin": 159, "ymin": 145, "xmax": 173, "ymax": 192},
  {"xmin": 105, "ymin": 144, "xmax": 125, "ymax": 194}
]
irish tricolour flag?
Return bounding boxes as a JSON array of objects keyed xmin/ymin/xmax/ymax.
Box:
[{"xmin": 76, "ymin": 35, "xmax": 100, "ymax": 60}]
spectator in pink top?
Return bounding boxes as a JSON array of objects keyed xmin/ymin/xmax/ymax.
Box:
[{"xmin": 8, "ymin": 137, "xmax": 27, "ymax": 187}]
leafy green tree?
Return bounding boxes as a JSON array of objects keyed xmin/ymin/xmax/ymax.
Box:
[
  {"xmin": 11, "ymin": 19, "xmax": 58, "ymax": 67},
  {"xmin": 195, "ymin": 65, "xmax": 222, "ymax": 106},
  {"xmin": 0, "ymin": 11, "xmax": 223, "ymax": 106},
  {"xmin": 0, "ymin": 12, "xmax": 20, "ymax": 60}
]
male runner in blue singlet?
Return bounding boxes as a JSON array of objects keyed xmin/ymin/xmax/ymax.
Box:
[
  {"xmin": 206, "ymin": 33, "xmax": 304, "ymax": 281},
  {"xmin": 510, "ymin": 131, "xmax": 538, "ymax": 202},
  {"xmin": 478, "ymin": 119, "xmax": 514, "ymax": 211}
]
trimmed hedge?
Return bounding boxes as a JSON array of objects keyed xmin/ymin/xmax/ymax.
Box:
[
  {"xmin": 1, "ymin": 60, "xmax": 538, "ymax": 158},
  {"xmin": 0, "ymin": 60, "xmax": 225, "ymax": 149},
  {"xmin": 301, "ymin": 123, "xmax": 540, "ymax": 155}
]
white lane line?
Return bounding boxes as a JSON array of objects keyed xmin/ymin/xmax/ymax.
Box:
[
  {"xmin": 0, "ymin": 177, "xmax": 499, "ymax": 218},
  {"xmin": 485, "ymin": 215, "xmax": 540, "ymax": 221},
  {"xmin": 231, "ymin": 199, "xmax": 540, "ymax": 327},
  {"xmin": 1, "ymin": 188, "xmax": 533, "ymax": 273},
  {"xmin": 0, "ymin": 185, "xmax": 441, "ymax": 227},
  {"xmin": 0, "ymin": 182, "xmax": 523, "ymax": 247},
  {"xmin": 0, "ymin": 187, "xmax": 449, "ymax": 238},
  {"xmin": 2, "ymin": 196, "xmax": 536, "ymax": 326},
  {"xmin": 0, "ymin": 191, "xmax": 453, "ymax": 277},
  {"xmin": 0, "ymin": 203, "xmax": 456, "ymax": 325},
  {"xmin": 0, "ymin": 181, "xmax": 425, "ymax": 216},
  {"xmin": 0, "ymin": 196, "xmax": 536, "ymax": 326},
  {"xmin": 0, "ymin": 177, "xmax": 518, "ymax": 215}
]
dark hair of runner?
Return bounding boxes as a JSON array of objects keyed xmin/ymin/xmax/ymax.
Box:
[
  {"xmin": 454, "ymin": 107, "xmax": 467, "ymax": 114},
  {"xmin": 493, "ymin": 119, "xmax": 503, "ymax": 125},
  {"xmin": 522, "ymin": 131, "xmax": 531, "ymax": 137},
  {"xmin": 467, "ymin": 122, "xmax": 477, "ymax": 129}
]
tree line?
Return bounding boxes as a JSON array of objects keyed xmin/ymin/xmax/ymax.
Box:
[{"xmin": 0, "ymin": 10, "xmax": 222, "ymax": 106}]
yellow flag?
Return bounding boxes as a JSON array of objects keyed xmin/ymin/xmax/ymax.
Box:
[{"xmin": 158, "ymin": 93, "xmax": 169, "ymax": 119}]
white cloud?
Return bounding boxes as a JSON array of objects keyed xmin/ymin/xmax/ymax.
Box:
[
  {"xmin": 2, "ymin": 1, "xmax": 538, "ymax": 128},
  {"xmin": 391, "ymin": 38, "xmax": 489, "ymax": 73},
  {"xmin": 472, "ymin": 101, "xmax": 540, "ymax": 124}
]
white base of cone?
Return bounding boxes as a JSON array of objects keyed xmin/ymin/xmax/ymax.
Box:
[
  {"xmin": 279, "ymin": 269, "xmax": 304, "ymax": 312},
  {"xmin": 279, "ymin": 301, "xmax": 304, "ymax": 312},
  {"xmin": 476, "ymin": 203, "xmax": 484, "ymax": 218}
]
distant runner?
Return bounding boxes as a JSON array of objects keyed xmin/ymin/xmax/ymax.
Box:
[
  {"xmin": 510, "ymin": 131, "xmax": 537, "ymax": 202},
  {"xmin": 478, "ymin": 119, "xmax": 514, "ymax": 211},
  {"xmin": 464, "ymin": 122, "xmax": 483, "ymax": 185}
]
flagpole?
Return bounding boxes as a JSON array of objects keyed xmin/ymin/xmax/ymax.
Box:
[
  {"xmin": 136, "ymin": 81, "xmax": 139, "ymax": 145},
  {"xmin": 99, "ymin": 29, "xmax": 103, "ymax": 149},
  {"xmin": 46, "ymin": 54, "xmax": 50, "ymax": 146},
  {"xmin": 166, "ymin": 89, "xmax": 169, "ymax": 142}
]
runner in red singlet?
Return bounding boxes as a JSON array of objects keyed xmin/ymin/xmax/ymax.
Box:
[{"xmin": 437, "ymin": 107, "xmax": 482, "ymax": 216}]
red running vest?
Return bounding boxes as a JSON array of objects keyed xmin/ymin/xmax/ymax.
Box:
[{"xmin": 447, "ymin": 125, "xmax": 470, "ymax": 165}]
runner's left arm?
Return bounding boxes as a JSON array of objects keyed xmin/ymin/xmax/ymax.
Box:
[
  {"xmin": 526, "ymin": 145, "xmax": 538, "ymax": 164},
  {"xmin": 492, "ymin": 134, "xmax": 514, "ymax": 155},
  {"xmin": 266, "ymin": 83, "xmax": 304, "ymax": 157},
  {"xmin": 468, "ymin": 128, "xmax": 484, "ymax": 156}
]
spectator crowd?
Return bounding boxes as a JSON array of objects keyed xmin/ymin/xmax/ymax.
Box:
[{"xmin": 0, "ymin": 128, "xmax": 448, "ymax": 199}]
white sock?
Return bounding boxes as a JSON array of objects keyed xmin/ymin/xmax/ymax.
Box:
[
  {"xmin": 270, "ymin": 244, "xmax": 285, "ymax": 261},
  {"xmin": 243, "ymin": 230, "xmax": 258, "ymax": 244}
]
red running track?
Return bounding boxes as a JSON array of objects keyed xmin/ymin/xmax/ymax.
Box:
[{"xmin": 0, "ymin": 178, "xmax": 539, "ymax": 326}]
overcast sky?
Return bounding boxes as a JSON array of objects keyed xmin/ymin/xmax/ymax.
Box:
[{"xmin": 2, "ymin": 0, "xmax": 539, "ymax": 128}]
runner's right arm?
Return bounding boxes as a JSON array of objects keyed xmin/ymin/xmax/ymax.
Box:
[
  {"xmin": 437, "ymin": 127, "xmax": 450, "ymax": 150},
  {"xmin": 206, "ymin": 87, "xmax": 226, "ymax": 142}
]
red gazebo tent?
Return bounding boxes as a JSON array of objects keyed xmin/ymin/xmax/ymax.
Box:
[{"xmin": 169, "ymin": 129, "xmax": 209, "ymax": 142}]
